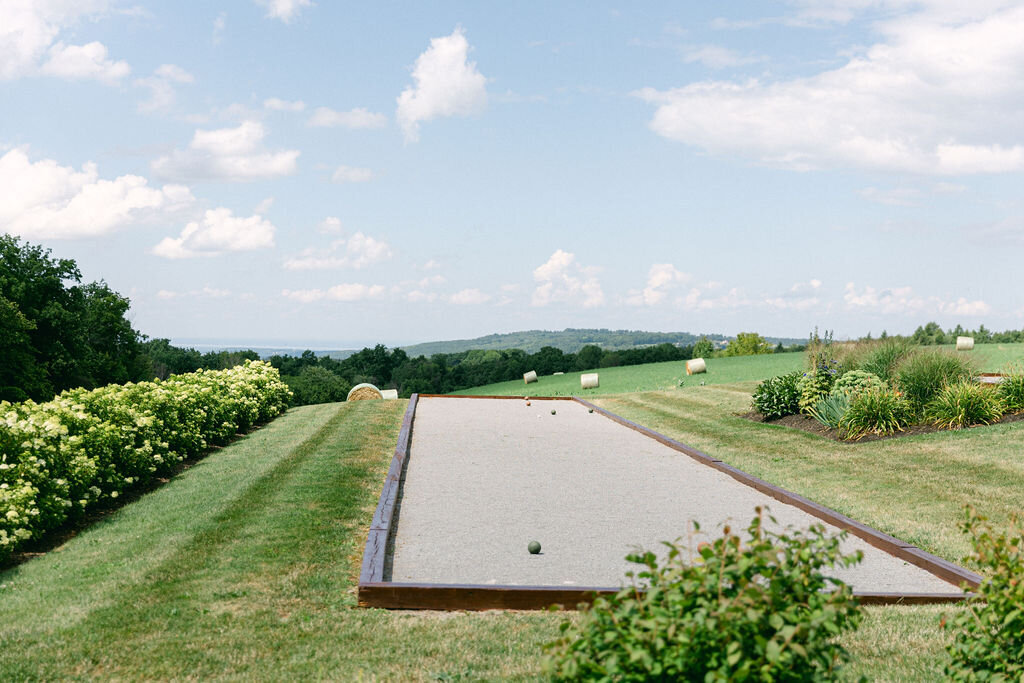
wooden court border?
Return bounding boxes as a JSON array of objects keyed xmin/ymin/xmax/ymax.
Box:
[{"xmin": 359, "ymin": 393, "xmax": 979, "ymax": 610}]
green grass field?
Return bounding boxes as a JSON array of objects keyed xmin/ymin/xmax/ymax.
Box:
[
  {"xmin": 453, "ymin": 343, "xmax": 1024, "ymax": 397},
  {"xmin": 3, "ymin": 346, "xmax": 1024, "ymax": 679}
]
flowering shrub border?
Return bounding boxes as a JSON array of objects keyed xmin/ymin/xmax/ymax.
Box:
[{"xmin": 0, "ymin": 361, "xmax": 291, "ymax": 558}]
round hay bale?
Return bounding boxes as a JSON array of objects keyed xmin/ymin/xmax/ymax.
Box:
[
  {"xmin": 581, "ymin": 373, "xmax": 599, "ymax": 389},
  {"xmin": 553, "ymin": 371, "xmax": 564, "ymax": 376},
  {"xmin": 956, "ymin": 336, "xmax": 974, "ymax": 351},
  {"xmin": 523, "ymin": 370, "xmax": 538, "ymax": 384},
  {"xmin": 347, "ymin": 383, "xmax": 383, "ymax": 401},
  {"xmin": 686, "ymin": 358, "xmax": 707, "ymax": 375},
  {"xmin": 380, "ymin": 389, "xmax": 399, "ymax": 400}
]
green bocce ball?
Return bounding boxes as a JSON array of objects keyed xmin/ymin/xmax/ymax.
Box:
[{"xmin": 528, "ymin": 540, "xmax": 541, "ymax": 555}]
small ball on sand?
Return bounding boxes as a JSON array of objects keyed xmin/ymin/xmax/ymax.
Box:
[
  {"xmin": 526, "ymin": 401, "xmax": 531, "ymax": 406},
  {"xmin": 551, "ymin": 409, "xmax": 556, "ymax": 415},
  {"xmin": 528, "ymin": 540, "xmax": 541, "ymax": 554},
  {"xmin": 588, "ymin": 408, "xmax": 594, "ymax": 413}
]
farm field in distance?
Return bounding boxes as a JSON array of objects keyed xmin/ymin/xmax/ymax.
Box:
[
  {"xmin": 453, "ymin": 342, "xmax": 1024, "ymax": 397},
  {"xmin": 2, "ymin": 346, "xmax": 1023, "ymax": 679}
]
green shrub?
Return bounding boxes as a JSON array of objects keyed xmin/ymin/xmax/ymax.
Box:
[
  {"xmin": 944, "ymin": 507, "xmax": 1024, "ymax": 680},
  {"xmin": 544, "ymin": 508, "xmax": 863, "ymax": 681},
  {"xmin": 896, "ymin": 349, "xmax": 976, "ymax": 414},
  {"xmin": 838, "ymin": 388, "xmax": 913, "ymax": 440},
  {"xmin": 926, "ymin": 381, "xmax": 1003, "ymax": 430},
  {"xmin": 751, "ymin": 372, "xmax": 801, "ymax": 419},
  {"xmin": 856, "ymin": 338, "xmax": 915, "ymax": 384},
  {"xmin": 997, "ymin": 366, "xmax": 1024, "ymax": 414},
  {"xmin": 797, "ymin": 368, "xmax": 837, "ymax": 414},
  {"xmin": 832, "ymin": 370, "xmax": 885, "ymax": 396},
  {"xmin": 809, "ymin": 392, "xmax": 850, "ymax": 430}
]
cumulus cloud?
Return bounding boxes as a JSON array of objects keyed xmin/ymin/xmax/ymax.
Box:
[
  {"xmin": 405, "ymin": 274, "xmax": 446, "ymax": 303},
  {"xmin": 679, "ymin": 282, "xmax": 750, "ymax": 311},
  {"xmin": 264, "ymin": 97, "xmax": 305, "ymax": 112},
  {"xmin": 281, "ymin": 283, "xmax": 386, "ymax": 303},
  {"xmin": 448, "ymin": 288, "xmax": 491, "ymax": 305},
  {"xmin": 396, "ymin": 27, "xmax": 488, "ymax": 142},
  {"xmin": 157, "ymin": 286, "xmax": 233, "ymax": 300},
  {"xmin": 308, "ymin": 106, "xmax": 387, "ymax": 128},
  {"xmin": 331, "ymin": 165, "xmax": 374, "ymax": 183},
  {"xmin": 318, "ymin": 216, "xmax": 343, "ymax": 233},
  {"xmin": 283, "ymin": 232, "xmax": 392, "ymax": 270},
  {"xmin": 626, "ymin": 263, "xmax": 691, "ymax": 306},
  {"xmin": 0, "ymin": 1, "xmax": 130, "ymax": 82},
  {"xmin": 151, "ymin": 120, "xmax": 299, "ymax": 182},
  {"xmin": 844, "ymin": 282, "xmax": 990, "ymax": 316},
  {"xmin": 152, "ymin": 208, "xmax": 276, "ymax": 258},
  {"xmin": 764, "ymin": 279, "xmax": 823, "ymax": 311},
  {"xmin": 256, "ymin": 0, "xmax": 312, "ymax": 23},
  {"xmin": 532, "ymin": 249, "xmax": 604, "ymax": 308},
  {"xmin": 0, "ymin": 148, "xmax": 193, "ymax": 239},
  {"xmin": 638, "ymin": 4, "xmax": 1024, "ymax": 174},
  {"xmin": 135, "ymin": 63, "xmax": 194, "ymax": 112}
]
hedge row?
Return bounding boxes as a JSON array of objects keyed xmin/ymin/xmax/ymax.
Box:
[{"xmin": 0, "ymin": 360, "xmax": 292, "ymax": 559}]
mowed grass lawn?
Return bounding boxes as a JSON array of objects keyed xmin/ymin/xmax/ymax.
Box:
[{"xmin": 3, "ymin": 346, "xmax": 1024, "ymax": 679}]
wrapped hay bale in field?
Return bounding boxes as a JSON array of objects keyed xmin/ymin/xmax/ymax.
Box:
[
  {"xmin": 956, "ymin": 336, "xmax": 974, "ymax": 351},
  {"xmin": 347, "ymin": 383, "xmax": 383, "ymax": 401},
  {"xmin": 380, "ymin": 389, "xmax": 399, "ymax": 400},
  {"xmin": 686, "ymin": 358, "xmax": 707, "ymax": 375},
  {"xmin": 581, "ymin": 373, "xmax": 599, "ymax": 389},
  {"xmin": 523, "ymin": 370, "xmax": 538, "ymax": 384}
]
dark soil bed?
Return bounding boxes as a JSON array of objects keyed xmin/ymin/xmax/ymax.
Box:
[{"xmin": 742, "ymin": 410, "xmax": 1024, "ymax": 443}]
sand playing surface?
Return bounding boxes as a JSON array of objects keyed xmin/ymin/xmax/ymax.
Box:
[{"xmin": 389, "ymin": 397, "xmax": 959, "ymax": 594}]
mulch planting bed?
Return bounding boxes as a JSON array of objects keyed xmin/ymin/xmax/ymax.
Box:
[{"xmin": 743, "ymin": 410, "xmax": 1024, "ymax": 442}]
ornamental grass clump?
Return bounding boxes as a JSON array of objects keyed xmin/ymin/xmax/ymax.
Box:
[
  {"xmin": 895, "ymin": 349, "xmax": 976, "ymax": 416},
  {"xmin": 809, "ymin": 392, "xmax": 850, "ymax": 431},
  {"xmin": 751, "ymin": 372, "xmax": 801, "ymax": 419},
  {"xmin": 927, "ymin": 380, "xmax": 1004, "ymax": 430},
  {"xmin": 838, "ymin": 388, "xmax": 913, "ymax": 440},
  {"xmin": 855, "ymin": 338, "xmax": 915, "ymax": 384},
  {"xmin": 997, "ymin": 366, "xmax": 1024, "ymax": 414},
  {"xmin": 943, "ymin": 507, "xmax": 1024, "ymax": 680},
  {"xmin": 543, "ymin": 507, "xmax": 863, "ymax": 681}
]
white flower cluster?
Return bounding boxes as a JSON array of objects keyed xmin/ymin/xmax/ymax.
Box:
[{"xmin": 0, "ymin": 361, "xmax": 291, "ymax": 558}]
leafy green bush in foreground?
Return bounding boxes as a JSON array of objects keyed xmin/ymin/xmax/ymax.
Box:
[
  {"xmin": 997, "ymin": 367, "xmax": 1024, "ymax": 414},
  {"xmin": 0, "ymin": 361, "xmax": 292, "ymax": 559},
  {"xmin": 544, "ymin": 508, "xmax": 863, "ymax": 681},
  {"xmin": 751, "ymin": 372, "xmax": 802, "ymax": 419},
  {"xmin": 944, "ymin": 507, "xmax": 1024, "ymax": 680}
]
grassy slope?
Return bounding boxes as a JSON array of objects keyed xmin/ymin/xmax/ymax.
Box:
[
  {"xmin": 4, "ymin": 344, "xmax": 1024, "ymax": 679},
  {"xmin": 0, "ymin": 401, "xmax": 554, "ymax": 681},
  {"xmin": 453, "ymin": 342, "xmax": 1024, "ymax": 397}
]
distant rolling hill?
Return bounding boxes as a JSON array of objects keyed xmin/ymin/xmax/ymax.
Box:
[{"xmin": 398, "ymin": 328, "xmax": 805, "ymax": 357}]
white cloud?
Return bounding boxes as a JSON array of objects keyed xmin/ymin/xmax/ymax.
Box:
[
  {"xmin": 281, "ymin": 283, "xmax": 386, "ymax": 303},
  {"xmin": 532, "ymin": 249, "xmax": 604, "ymax": 308},
  {"xmin": 318, "ymin": 216, "xmax": 343, "ymax": 233},
  {"xmin": 679, "ymin": 282, "xmax": 750, "ymax": 311},
  {"xmin": 212, "ymin": 12, "xmax": 226, "ymax": 44},
  {"xmin": 449, "ymin": 288, "xmax": 491, "ymax": 305},
  {"xmin": 254, "ymin": 197, "xmax": 274, "ymax": 214},
  {"xmin": 157, "ymin": 286, "xmax": 233, "ymax": 300},
  {"xmin": 308, "ymin": 106, "xmax": 387, "ymax": 128},
  {"xmin": 396, "ymin": 27, "xmax": 488, "ymax": 142},
  {"xmin": 135, "ymin": 63, "xmax": 194, "ymax": 112},
  {"xmin": 638, "ymin": 4, "xmax": 1024, "ymax": 174},
  {"xmin": 0, "ymin": 148, "xmax": 193, "ymax": 239},
  {"xmin": 764, "ymin": 279, "xmax": 823, "ymax": 311},
  {"xmin": 0, "ymin": 1, "xmax": 130, "ymax": 83},
  {"xmin": 405, "ymin": 274, "xmax": 446, "ymax": 303},
  {"xmin": 256, "ymin": 0, "xmax": 312, "ymax": 23},
  {"xmin": 153, "ymin": 208, "xmax": 276, "ymax": 258},
  {"xmin": 283, "ymin": 232, "xmax": 392, "ymax": 270},
  {"xmin": 843, "ymin": 282, "xmax": 990, "ymax": 316},
  {"xmin": 331, "ymin": 165, "xmax": 374, "ymax": 183},
  {"xmin": 151, "ymin": 120, "xmax": 299, "ymax": 182},
  {"xmin": 40, "ymin": 41, "xmax": 129, "ymax": 82},
  {"xmin": 264, "ymin": 97, "xmax": 305, "ymax": 112},
  {"xmin": 626, "ymin": 263, "xmax": 691, "ymax": 306},
  {"xmin": 682, "ymin": 45, "xmax": 765, "ymax": 69}
]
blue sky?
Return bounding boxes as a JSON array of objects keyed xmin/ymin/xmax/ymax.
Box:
[{"xmin": 3, "ymin": 1, "xmax": 1023, "ymax": 348}]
